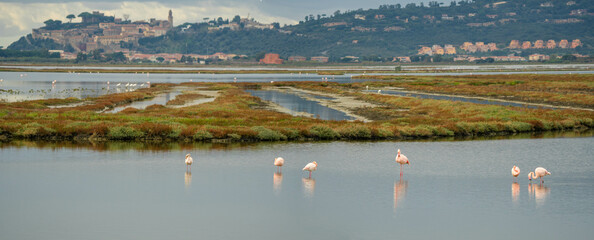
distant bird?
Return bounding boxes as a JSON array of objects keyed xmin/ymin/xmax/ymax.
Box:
[
  {"xmin": 185, "ymin": 153, "xmax": 193, "ymax": 171},
  {"xmin": 147, "ymin": 81, "xmax": 150, "ymax": 88},
  {"xmin": 303, "ymin": 161, "xmax": 318, "ymax": 178},
  {"xmin": 274, "ymin": 157, "xmax": 284, "ymax": 172},
  {"xmin": 378, "ymin": 89, "xmax": 382, "ymax": 94},
  {"xmin": 511, "ymin": 166, "xmax": 521, "ymax": 180},
  {"xmin": 395, "ymin": 149, "xmax": 409, "ymax": 176},
  {"xmin": 366, "ymin": 85, "xmax": 369, "ymax": 90},
  {"xmin": 270, "ymin": 81, "xmax": 274, "ymax": 84},
  {"xmin": 528, "ymin": 167, "xmax": 551, "ymax": 183}
]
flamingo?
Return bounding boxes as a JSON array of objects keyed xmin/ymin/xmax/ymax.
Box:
[
  {"xmin": 378, "ymin": 89, "xmax": 382, "ymax": 94},
  {"xmin": 528, "ymin": 167, "xmax": 551, "ymax": 183},
  {"xmin": 395, "ymin": 149, "xmax": 409, "ymax": 176},
  {"xmin": 185, "ymin": 153, "xmax": 193, "ymax": 171},
  {"xmin": 511, "ymin": 166, "xmax": 521, "ymax": 181},
  {"xmin": 274, "ymin": 157, "xmax": 284, "ymax": 172},
  {"xmin": 147, "ymin": 81, "xmax": 151, "ymax": 88},
  {"xmin": 303, "ymin": 161, "xmax": 318, "ymax": 178}
]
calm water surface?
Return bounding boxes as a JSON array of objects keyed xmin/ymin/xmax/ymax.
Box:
[
  {"xmin": 246, "ymin": 89, "xmax": 354, "ymax": 121},
  {"xmin": 368, "ymin": 89, "xmax": 557, "ymax": 109},
  {"xmin": 0, "ymin": 72, "xmax": 353, "ymax": 102},
  {"xmin": 1, "ymin": 137, "xmax": 593, "ymax": 239}
]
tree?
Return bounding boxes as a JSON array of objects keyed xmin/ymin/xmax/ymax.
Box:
[
  {"xmin": 75, "ymin": 52, "xmax": 87, "ymax": 62},
  {"xmin": 66, "ymin": 14, "xmax": 75, "ymax": 23},
  {"xmin": 272, "ymin": 22, "xmax": 280, "ymax": 29},
  {"xmin": 156, "ymin": 57, "xmax": 165, "ymax": 63},
  {"xmin": 232, "ymin": 15, "xmax": 241, "ymax": 23}
]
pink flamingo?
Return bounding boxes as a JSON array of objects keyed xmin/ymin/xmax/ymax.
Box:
[
  {"xmin": 303, "ymin": 161, "xmax": 317, "ymax": 178},
  {"xmin": 395, "ymin": 149, "xmax": 409, "ymax": 176},
  {"xmin": 528, "ymin": 167, "xmax": 551, "ymax": 183},
  {"xmin": 185, "ymin": 153, "xmax": 193, "ymax": 171},
  {"xmin": 274, "ymin": 157, "xmax": 284, "ymax": 172},
  {"xmin": 511, "ymin": 166, "xmax": 520, "ymax": 181}
]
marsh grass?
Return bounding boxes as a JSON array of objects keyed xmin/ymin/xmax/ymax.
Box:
[
  {"xmin": 0, "ymin": 79, "xmax": 592, "ymax": 142},
  {"xmin": 354, "ymin": 74, "xmax": 594, "ymax": 108}
]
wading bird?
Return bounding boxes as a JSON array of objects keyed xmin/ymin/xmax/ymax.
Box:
[
  {"xmin": 528, "ymin": 167, "xmax": 551, "ymax": 183},
  {"xmin": 511, "ymin": 166, "xmax": 521, "ymax": 181},
  {"xmin": 395, "ymin": 149, "xmax": 410, "ymax": 176},
  {"xmin": 303, "ymin": 161, "xmax": 317, "ymax": 178},
  {"xmin": 274, "ymin": 157, "xmax": 284, "ymax": 172},
  {"xmin": 185, "ymin": 153, "xmax": 193, "ymax": 171}
]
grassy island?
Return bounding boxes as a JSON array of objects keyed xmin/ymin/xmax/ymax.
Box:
[{"xmin": 0, "ymin": 74, "xmax": 592, "ymax": 142}]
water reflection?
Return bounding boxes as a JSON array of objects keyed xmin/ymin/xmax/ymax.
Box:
[
  {"xmin": 246, "ymin": 89, "xmax": 355, "ymax": 121},
  {"xmin": 302, "ymin": 177, "xmax": 316, "ymax": 198},
  {"xmin": 185, "ymin": 171, "xmax": 192, "ymax": 189},
  {"xmin": 511, "ymin": 182, "xmax": 520, "ymax": 204},
  {"xmin": 529, "ymin": 183, "xmax": 550, "ymax": 207},
  {"xmin": 367, "ymin": 90, "xmax": 557, "ymax": 110},
  {"xmin": 273, "ymin": 172, "xmax": 283, "ymax": 194},
  {"xmin": 393, "ymin": 177, "xmax": 408, "ymax": 213}
]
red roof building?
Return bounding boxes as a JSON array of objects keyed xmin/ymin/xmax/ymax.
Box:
[{"xmin": 260, "ymin": 53, "xmax": 283, "ymax": 64}]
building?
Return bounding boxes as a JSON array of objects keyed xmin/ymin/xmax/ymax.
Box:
[
  {"xmin": 558, "ymin": 39, "xmax": 569, "ymax": 48},
  {"xmin": 533, "ymin": 40, "xmax": 544, "ymax": 48},
  {"xmin": 260, "ymin": 53, "xmax": 283, "ymax": 64},
  {"xmin": 509, "ymin": 40, "xmax": 520, "ymax": 49},
  {"xmin": 311, "ymin": 56, "xmax": 329, "ymax": 63},
  {"xmin": 288, "ymin": 56, "xmax": 306, "ymax": 62},
  {"xmin": 521, "ymin": 41, "xmax": 532, "ymax": 49},
  {"xmin": 546, "ymin": 40, "xmax": 557, "ymax": 49},
  {"xmin": 418, "ymin": 46, "xmax": 433, "ymax": 55},
  {"xmin": 529, "ymin": 54, "xmax": 550, "ymax": 61},
  {"xmin": 444, "ymin": 45, "xmax": 457, "ymax": 54},
  {"xmin": 571, "ymin": 39, "xmax": 582, "ymax": 48},
  {"xmin": 394, "ymin": 56, "xmax": 411, "ymax": 63}
]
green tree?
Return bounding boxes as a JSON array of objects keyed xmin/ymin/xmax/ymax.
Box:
[
  {"xmin": 232, "ymin": 15, "xmax": 241, "ymax": 23},
  {"xmin": 66, "ymin": 14, "xmax": 76, "ymax": 23},
  {"xmin": 156, "ymin": 57, "xmax": 165, "ymax": 63}
]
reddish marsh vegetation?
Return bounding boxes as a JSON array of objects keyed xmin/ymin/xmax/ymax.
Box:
[{"xmin": 0, "ymin": 78, "xmax": 592, "ymax": 142}]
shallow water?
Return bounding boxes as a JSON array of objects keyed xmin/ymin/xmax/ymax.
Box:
[
  {"xmin": 0, "ymin": 136, "xmax": 593, "ymax": 240},
  {"xmin": 246, "ymin": 89, "xmax": 354, "ymax": 121},
  {"xmin": 368, "ymin": 89, "xmax": 557, "ymax": 109},
  {"xmin": 0, "ymin": 72, "xmax": 354, "ymax": 102},
  {"xmin": 103, "ymin": 91, "xmax": 182, "ymax": 113}
]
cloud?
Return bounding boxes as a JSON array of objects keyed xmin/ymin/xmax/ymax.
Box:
[{"xmin": 0, "ymin": 1, "xmax": 299, "ymax": 48}]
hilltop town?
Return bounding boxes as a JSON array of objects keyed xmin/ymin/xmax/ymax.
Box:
[{"xmin": 4, "ymin": 0, "xmax": 593, "ymax": 64}]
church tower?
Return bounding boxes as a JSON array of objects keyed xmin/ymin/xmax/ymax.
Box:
[{"xmin": 168, "ymin": 10, "xmax": 173, "ymax": 28}]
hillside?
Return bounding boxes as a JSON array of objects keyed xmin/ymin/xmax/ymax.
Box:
[{"xmin": 8, "ymin": 0, "xmax": 594, "ymax": 60}]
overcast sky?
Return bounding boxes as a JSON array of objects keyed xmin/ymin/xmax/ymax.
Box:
[{"xmin": 0, "ymin": 0, "xmax": 425, "ymax": 48}]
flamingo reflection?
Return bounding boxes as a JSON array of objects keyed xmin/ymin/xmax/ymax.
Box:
[
  {"xmin": 273, "ymin": 172, "xmax": 283, "ymax": 193},
  {"xmin": 302, "ymin": 177, "xmax": 316, "ymax": 198},
  {"xmin": 511, "ymin": 182, "xmax": 520, "ymax": 203},
  {"xmin": 393, "ymin": 176, "xmax": 408, "ymax": 213},
  {"xmin": 185, "ymin": 171, "xmax": 192, "ymax": 188},
  {"xmin": 528, "ymin": 183, "xmax": 550, "ymax": 207}
]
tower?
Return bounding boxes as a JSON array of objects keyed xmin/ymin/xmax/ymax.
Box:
[{"xmin": 168, "ymin": 10, "xmax": 173, "ymax": 28}]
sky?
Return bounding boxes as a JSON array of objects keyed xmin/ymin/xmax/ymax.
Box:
[{"xmin": 0, "ymin": 0, "xmax": 424, "ymax": 48}]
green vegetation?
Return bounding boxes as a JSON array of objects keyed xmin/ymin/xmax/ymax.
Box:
[
  {"xmin": 0, "ymin": 75, "xmax": 592, "ymax": 143},
  {"xmin": 353, "ymin": 74, "xmax": 594, "ymax": 108},
  {"xmin": 7, "ymin": 0, "xmax": 592, "ymax": 60},
  {"xmin": 133, "ymin": 0, "xmax": 593, "ymax": 58}
]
